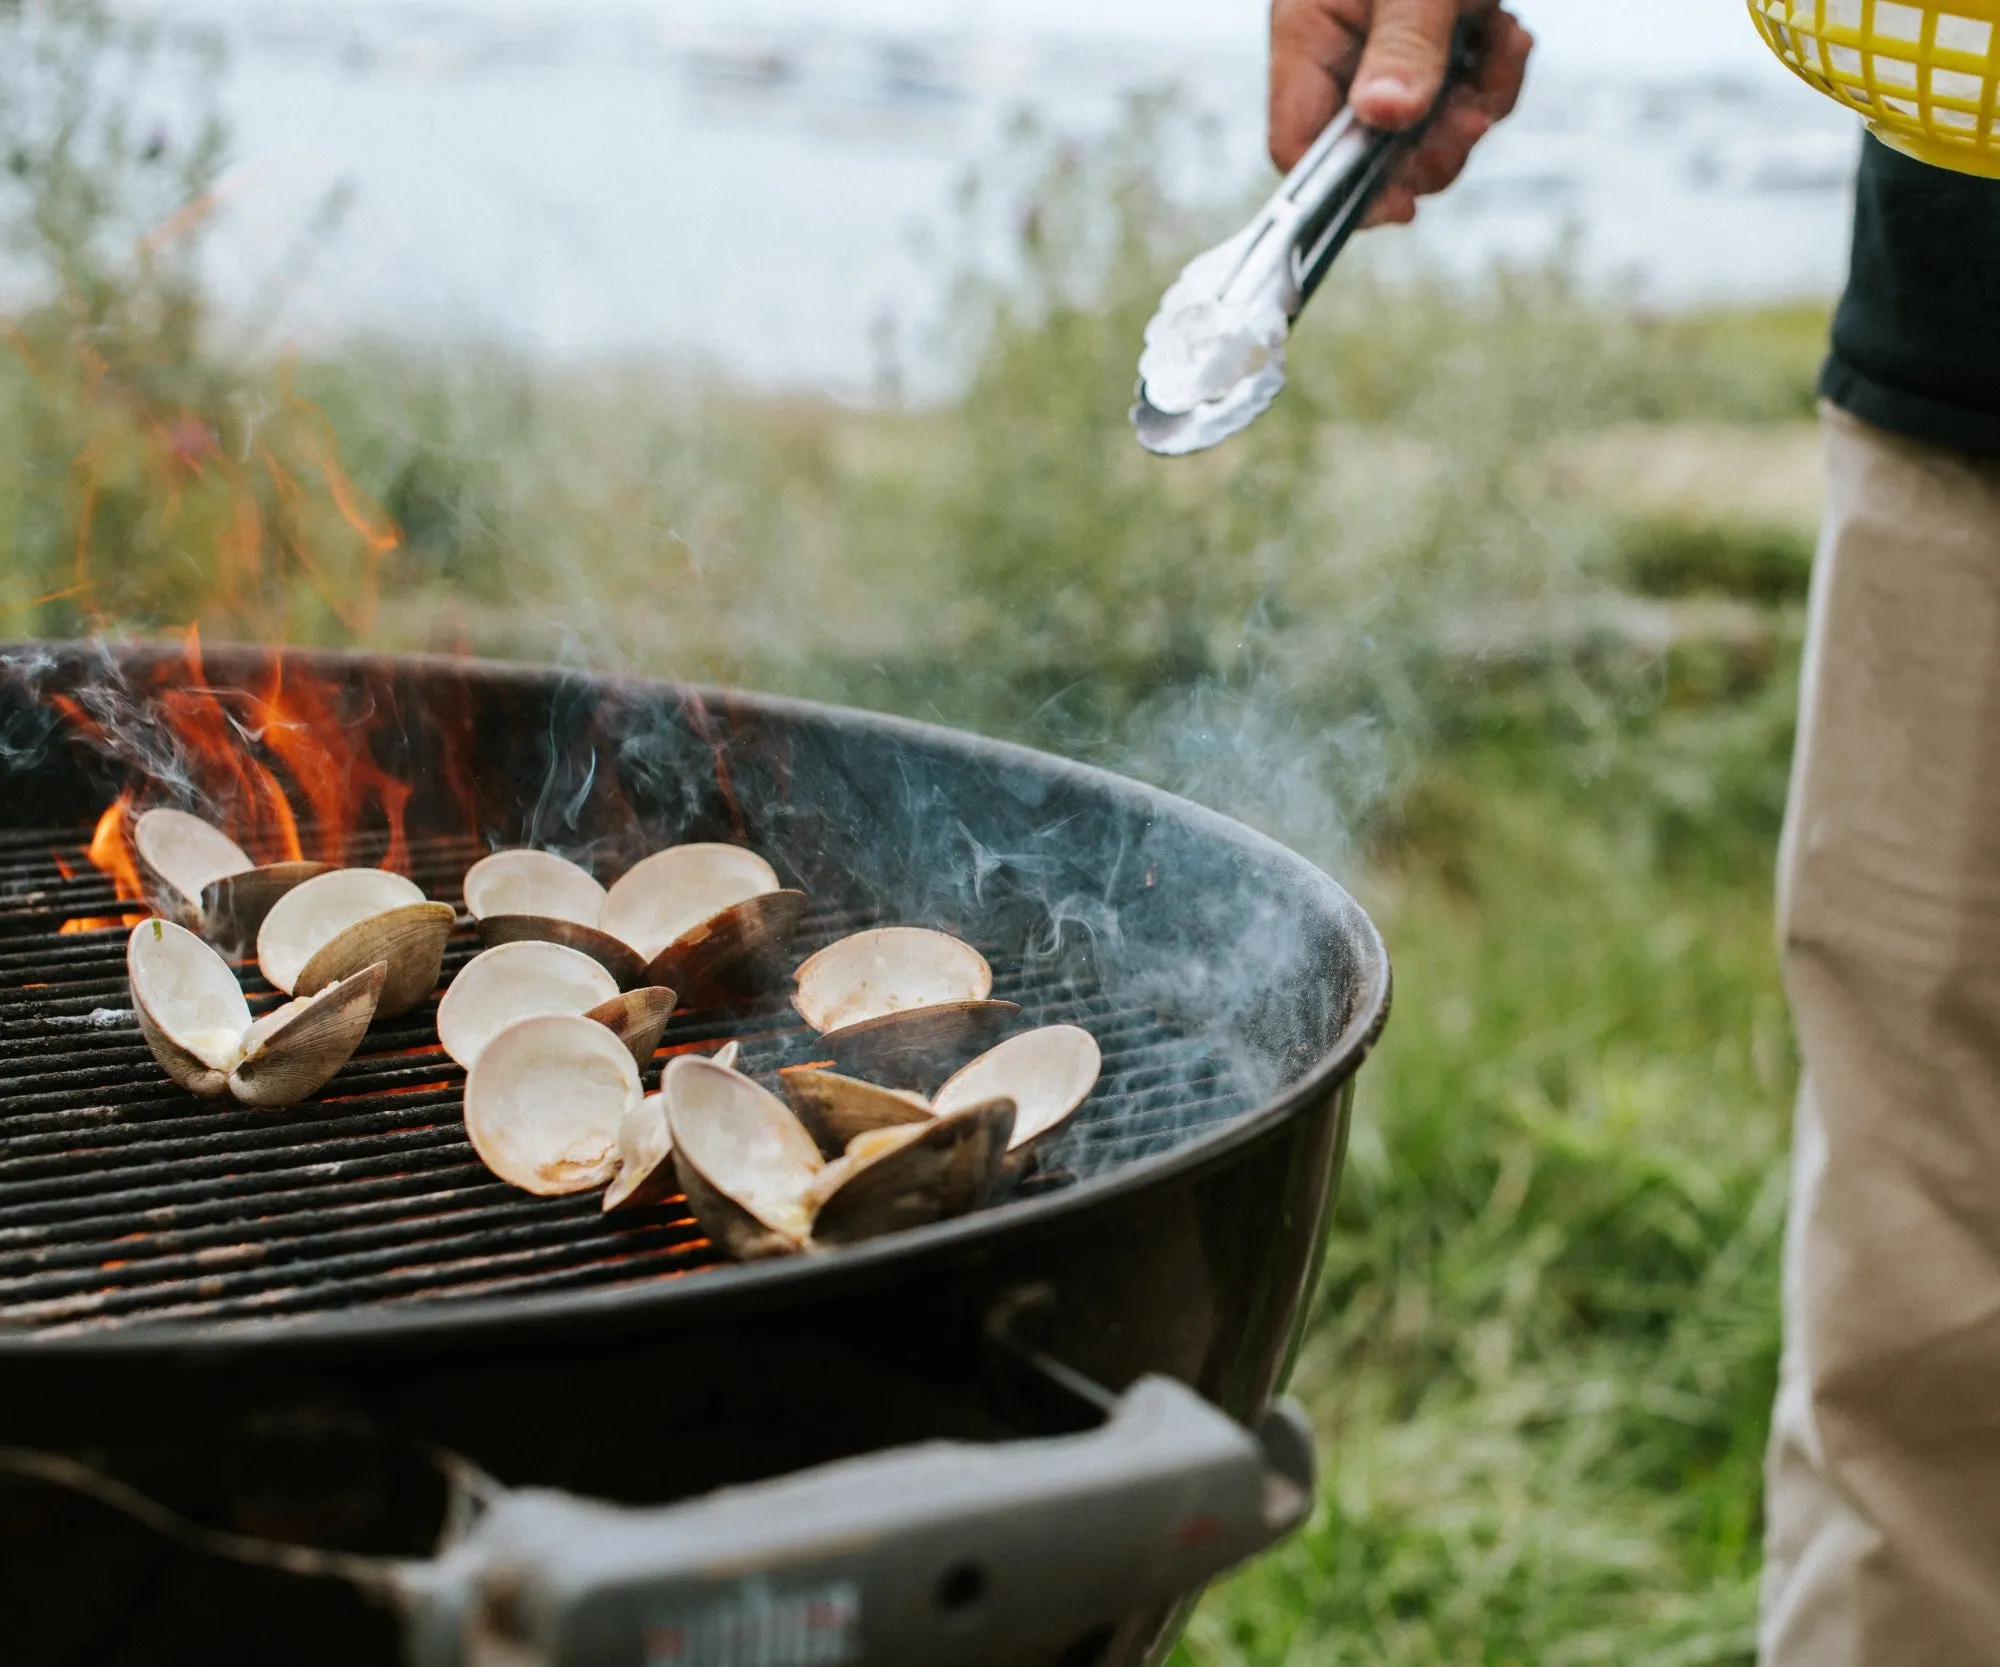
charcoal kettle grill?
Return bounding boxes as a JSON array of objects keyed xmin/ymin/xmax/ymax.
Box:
[{"xmin": 0, "ymin": 643, "xmax": 1390, "ymax": 1667}]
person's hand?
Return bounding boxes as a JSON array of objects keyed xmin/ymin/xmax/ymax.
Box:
[{"xmin": 1269, "ymin": 0, "xmax": 1533, "ymax": 226}]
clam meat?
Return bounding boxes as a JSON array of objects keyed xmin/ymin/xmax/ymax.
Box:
[
  {"xmin": 462, "ymin": 1012, "xmax": 641, "ymax": 1196},
  {"xmin": 128, "ymin": 917, "xmax": 384, "ymax": 1107},
  {"xmin": 257, "ymin": 867, "xmax": 456, "ymax": 1019},
  {"xmin": 132, "ymin": 806, "xmax": 330, "ymax": 950},
  {"xmin": 463, "ymin": 845, "xmax": 805, "ymax": 1002},
  {"xmin": 437, "ymin": 940, "xmax": 676, "ymax": 1071}
]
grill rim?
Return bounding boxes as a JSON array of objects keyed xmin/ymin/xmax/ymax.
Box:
[{"xmin": 0, "ymin": 644, "xmax": 1392, "ymax": 1360}]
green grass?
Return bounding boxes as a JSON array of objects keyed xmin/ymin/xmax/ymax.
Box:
[{"xmin": 0, "ymin": 10, "xmax": 1817, "ymax": 1660}]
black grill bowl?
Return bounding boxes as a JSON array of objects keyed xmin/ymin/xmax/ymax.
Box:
[{"xmin": 0, "ymin": 643, "xmax": 1389, "ymax": 1667}]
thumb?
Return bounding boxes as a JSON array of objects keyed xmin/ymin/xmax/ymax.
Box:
[{"xmin": 1351, "ymin": 0, "xmax": 1460, "ymax": 130}]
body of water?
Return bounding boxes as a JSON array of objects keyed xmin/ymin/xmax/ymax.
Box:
[{"xmin": 150, "ymin": 0, "xmax": 1860, "ymax": 397}]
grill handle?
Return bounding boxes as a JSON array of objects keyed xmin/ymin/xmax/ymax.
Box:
[{"xmin": 395, "ymin": 1377, "xmax": 1314, "ymax": 1667}]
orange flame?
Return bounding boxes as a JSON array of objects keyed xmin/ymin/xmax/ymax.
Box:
[
  {"xmin": 57, "ymin": 633, "xmax": 419, "ymax": 896},
  {"xmin": 86, "ymin": 796, "xmax": 146, "ymax": 903}
]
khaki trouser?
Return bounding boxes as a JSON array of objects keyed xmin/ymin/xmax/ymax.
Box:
[{"xmin": 1761, "ymin": 403, "xmax": 2000, "ymax": 1665}]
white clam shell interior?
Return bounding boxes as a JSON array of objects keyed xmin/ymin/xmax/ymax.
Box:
[
  {"xmin": 463, "ymin": 1013, "xmax": 640, "ymax": 1195},
  {"xmin": 665, "ymin": 1055, "xmax": 820, "ymax": 1240},
  {"xmin": 604, "ymin": 1093, "xmax": 673, "ymax": 1209},
  {"xmin": 462, "ymin": 849, "xmax": 606, "ymax": 928},
  {"xmin": 133, "ymin": 808, "xmax": 253, "ymax": 908},
  {"xmin": 605, "ymin": 1040, "xmax": 743, "ymax": 1207},
  {"xmin": 792, "ymin": 927, "xmax": 993, "ymax": 1034},
  {"xmin": 934, "ymin": 1024, "xmax": 1102, "ymax": 1150},
  {"xmin": 257, "ymin": 868, "xmax": 426, "ymax": 995},
  {"xmin": 437, "ymin": 940, "xmax": 621, "ymax": 1071},
  {"xmin": 128, "ymin": 917, "xmax": 253, "ymax": 1070},
  {"xmin": 600, "ymin": 845, "xmax": 781, "ymax": 963}
]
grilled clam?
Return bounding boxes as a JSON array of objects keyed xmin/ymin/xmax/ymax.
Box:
[
  {"xmin": 463, "ymin": 845, "xmax": 805, "ymax": 1003},
  {"xmin": 257, "ymin": 868, "xmax": 455, "ymax": 1020},
  {"xmin": 132, "ymin": 807, "xmax": 330, "ymax": 951},
  {"xmin": 602, "ymin": 1040, "xmax": 742, "ymax": 1213},
  {"xmin": 781, "ymin": 1023, "xmax": 1101, "ymax": 1159},
  {"xmin": 666, "ymin": 1057, "xmax": 823, "ymax": 1258},
  {"xmin": 128, "ymin": 917, "xmax": 384, "ymax": 1107},
  {"xmin": 462, "ymin": 1012, "xmax": 640, "ymax": 1196},
  {"xmin": 437, "ymin": 940, "xmax": 676, "ymax": 1071},
  {"xmin": 665, "ymin": 1056, "xmax": 1015, "ymax": 1258},
  {"xmin": 806, "ymin": 1098, "xmax": 1015, "ymax": 1247},
  {"xmin": 934, "ymin": 1024, "xmax": 1102, "ymax": 1151},
  {"xmin": 791, "ymin": 927, "xmax": 1020, "ymax": 1088},
  {"xmin": 462, "ymin": 849, "xmax": 642, "ymax": 987},
  {"xmin": 778, "ymin": 1066, "xmax": 932, "ymax": 1157}
]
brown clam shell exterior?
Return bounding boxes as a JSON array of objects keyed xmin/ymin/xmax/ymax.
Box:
[
  {"xmin": 810, "ymin": 1096, "xmax": 1016, "ymax": 1248},
  {"xmin": 295, "ymin": 901, "xmax": 457, "ymax": 1018},
  {"xmin": 200, "ymin": 862, "xmax": 334, "ymax": 954},
  {"xmin": 822, "ymin": 1000, "xmax": 1023, "ymax": 1091},
  {"xmin": 475, "ymin": 914, "xmax": 649, "ymax": 990},
  {"xmin": 229, "ymin": 962, "xmax": 387, "ymax": 1108},
  {"xmin": 670, "ymin": 1149, "xmax": 809, "ymax": 1262},
  {"xmin": 778, "ymin": 1066, "xmax": 933, "ymax": 1157},
  {"xmin": 643, "ymin": 889, "xmax": 807, "ymax": 1008},
  {"xmin": 585, "ymin": 986, "xmax": 679, "ymax": 1068}
]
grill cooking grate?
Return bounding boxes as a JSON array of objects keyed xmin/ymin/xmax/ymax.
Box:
[{"xmin": 0, "ymin": 825, "xmax": 1255, "ymax": 1338}]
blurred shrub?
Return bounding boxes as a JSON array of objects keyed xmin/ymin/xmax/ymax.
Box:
[{"xmin": 0, "ymin": 0, "xmax": 401, "ymax": 642}]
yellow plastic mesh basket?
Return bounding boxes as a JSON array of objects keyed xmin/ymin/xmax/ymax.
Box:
[{"xmin": 1750, "ymin": 0, "xmax": 2000, "ymax": 176}]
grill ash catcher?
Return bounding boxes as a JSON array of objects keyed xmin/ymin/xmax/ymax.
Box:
[
  {"xmin": 1132, "ymin": 21, "xmax": 1483, "ymax": 456},
  {"xmin": 0, "ymin": 644, "xmax": 1391, "ymax": 1667}
]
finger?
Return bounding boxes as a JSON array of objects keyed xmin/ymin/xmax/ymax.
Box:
[
  {"xmin": 1351, "ymin": 0, "xmax": 1460, "ymax": 130},
  {"xmin": 1362, "ymin": 184, "xmax": 1420, "ymax": 228},
  {"xmin": 1467, "ymin": 11, "xmax": 1533, "ymax": 120},
  {"xmin": 1269, "ymin": 0, "xmax": 1362, "ymax": 170},
  {"xmin": 1400, "ymin": 106, "xmax": 1490, "ymax": 197}
]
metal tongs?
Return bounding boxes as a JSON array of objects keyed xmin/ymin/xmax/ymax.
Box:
[{"xmin": 1132, "ymin": 22, "xmax": 1483, "ymax": 456}]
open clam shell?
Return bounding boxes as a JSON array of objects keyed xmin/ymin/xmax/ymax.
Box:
[
  {"xmin": 823, "ymin": 1000, "xmax": 1022, "ymax": 1091},
  {"xmin": 779, "ymin": 1066, "xmax": 933, "ymax": 1158},
  {"xmin": 132, "ymin": 807, "xmax": 329, "ymax": 945},
  {"xmin": 128, "ymin": 917, "xmax": 383, "ymax": 1106},
  {"xmin": 644, "ymin": 888, "xmax": 808, "ymax": 1009},
  {"xmin": 463, "ymin": 1012, "xmax": 640, "ymax": 1196},
  {"xmin": 603, "ymin": 845, "xmax": 781, "ymax": 961},
  {"xmin": 257, "ymin": 868, "xmax": 455, "ymax": 1018},
  {"xmin": 200, "ymin": 861, "xmax": 335, "ymax": 954},
  {"xmin": 462, "ymin": 850, "xmax": 648, "ymax": 985},
  {"xmin": 604, "ymin": 845, "xmax": 804, "ymax": 1006},
  {"xmin": 934, "ymin": 1024, "xmax": 1102, "ymax": 1152},
  {"xmin": 794, "ymin": 926, "xmax": 1018, "ymax": 1088},
  {"xmin": 132, "ymin": 807, "xmax": 252, "ymax": 924},
  {"xmin": 230, "ymin": 962, "xmax": 389, "ymax": 1108},
  {"xmin": 129, "ymin": 916, "xmax": 252, "ymax": 1097},
  {"xmin": 808, "ymin": 1096, "xmax": 1016, "ymax": 1249},
  {"xmin": 463, "ymin": 848, "xmax": 607, "ymax": 928},
  {"xmin": 438, "ymin": 940, "xmax": 620, "ymax": 1071},
  {"xmin": 792, "ymin": 926, "xmax": 994, "ymax": 1032},
  {"xmin": 603, "ymin": 1042, "xmax": 744, "ymax": 1213},
  {"xmin": 666, "ymin": 1057, "xmax": 824, "ymax": 1259}
]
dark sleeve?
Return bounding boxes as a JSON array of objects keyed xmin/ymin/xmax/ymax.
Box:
[{"xmin": 1821, "ymin": 134, "xmax": 2000, "ymax": 458}]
